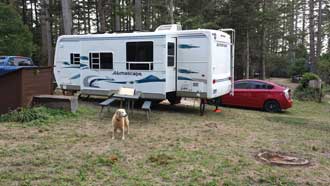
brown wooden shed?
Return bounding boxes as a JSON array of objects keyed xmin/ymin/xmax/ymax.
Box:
[{"xmin": 0, "ymin": 67, "xmax": 53, "ymax": 114}]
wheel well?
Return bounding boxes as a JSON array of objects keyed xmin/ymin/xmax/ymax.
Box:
[{"xmin": 263, "ymin": 99, "xmax": 280, "ymax": 108}]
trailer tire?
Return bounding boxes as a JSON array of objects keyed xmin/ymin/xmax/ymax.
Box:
[{"xmin": 168, "ymin": 96, "xmax": 181, "ymax": 105}]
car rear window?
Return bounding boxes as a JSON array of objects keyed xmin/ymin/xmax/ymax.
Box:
[
  {"xmin": 12, "ymin": 57, "xmax": 34, "ymax": 66},
  {"xmin": 0, "ymin": 57, "xmax": 5, "ymax": 65},
  {"xmin": 235, "ymin": 81, "xmax": 274, "ymax": 89},
  {"xmin": 250, "ymin": 81, "xmax": 274, "ymax": 89},
  {"xmin": 234, "ymin": 82, "xmax": 250, "ymax": 89}
]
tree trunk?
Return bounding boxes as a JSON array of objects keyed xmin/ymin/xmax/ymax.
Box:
[
  {"xmin": 145, "ymin": 0, "xmax": 151, "ymax": 30},
  {"xmin": 29, "ymin": 0, "xmax": 33, "ymax": 29},
  {"xmin": 261, "ymin": 29, "xmax": 266, "ymax": 80},
  {"xmin": 261, "ymin": 0, "xmax": 267, "ymax": 80},
  {"xmin": 169, "ymin": 0, "xmax": 174, "ymax": 24},
  {"xmin": 288, "ymin": 0, "xmax": 295, "ymax": 64},
  {"xmin": 134, "ymin": 0, "xmax": 142, "ymax": 30},
  {"xmin": 328, "ymin": 34, "xmax": 330, "ymax": 53},
  {"xmin": 61, "ymin": 0, "xmax": 72, "ymax": 35},
  {"xmin": 82, "ymin": 0, "xmax": 88, "ymax": 33},
  {"xmin": 27, "ymin": 0, "xmax": 33, "ymax": 31},
  {"xmin": 281, "ymin": 13, "xmax": 287, "ymax": 56},
  {"xmin": 98, "ymin": 0, "xmax": 107, "ymax": 33},
  {"xmin": 302, "ymin": 0, "xmax": 307, "ymax": 45},
  {"xmin": 309, "ymin": 0, "xmax": 316, "ymax": 72},
  {"xmin": 87, "ymin": 0, "xmax": 91, "ymax": 33},
  {"xmin": 21, "ymin": 0, "xmax": 27, "ymax": 24},
  {"xmin": 40, "ymin": 0, "xmax": 53, "ymax": 66},
  {"xmin": 115, "ymin": 0, "xmax": 121, "ymax": 32},
  {"xmin": 246, "ymin": 30, "xmax": 250, "ymax": 79},
  {"xmin": 316, "ymin": 0, "xmax": 322, "ymax": 61},
  {"xmin": 33, "ymin": 0, "xmax": 39, "ymax": 25}
]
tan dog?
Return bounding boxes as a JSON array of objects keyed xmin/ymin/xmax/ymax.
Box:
[{"xmin": 112, "ymin": 109, "xmax": 129, "ymax": 140}]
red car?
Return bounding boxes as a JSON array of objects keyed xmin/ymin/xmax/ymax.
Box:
[{"xmin": 220, "ymin": 79, "xmax": 292, "ymax": 112}]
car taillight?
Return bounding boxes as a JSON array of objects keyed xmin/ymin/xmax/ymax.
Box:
[
  {"xmin": 284, "ymin": 89, "xmax": 291, "ymax": 100},
  {"xmin": 213, "ymin": 79, "xmax": 216, "ymax": 84}
]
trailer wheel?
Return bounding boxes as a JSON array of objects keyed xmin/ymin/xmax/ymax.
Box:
[{"xmin": 168, "ymin": 97, "xmax": 181, "ymax": 105}]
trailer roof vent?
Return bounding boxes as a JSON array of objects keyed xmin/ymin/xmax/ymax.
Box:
[{"xmin": 155, "ymin": 24, "xmax": 182, "ymax": 32}]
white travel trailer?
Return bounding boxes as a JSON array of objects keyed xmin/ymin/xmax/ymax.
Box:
[{"xmin": 54, "ymin": 24, "xmax": 234, "ymax": 104}]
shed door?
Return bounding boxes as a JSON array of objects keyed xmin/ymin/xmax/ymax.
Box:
[{"xmin": 166, "ymin": 37, "xmax": 177, "ymax": 92}]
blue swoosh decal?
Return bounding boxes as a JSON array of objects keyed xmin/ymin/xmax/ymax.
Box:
[
  {"xmin": 178, "ymin": 76, "xmax": 193, "ymax": 81},
  {"xmin": 112, "ymin": 81, "xmax": 127, "ymax": 84},
  {"xmin": 85, "ymin": 75, "xmax": 166, "ymax": 88},
  {"xmin": 179, "ymin": 44, "xmax": 200, "ymax": 49},
  {"xmin": 135, "ymin": 75, "xmax": 165, "ymax": 83},
  {"xmin": 80, "ymin": 56, "xmax": 89, "ymax": 60},
  {"xmin": 70, "ymin": 74, "xmax": 80, "ymax": 80},
  {"xmin": 89, "ymin": 78, "xmax": 114, "ymax": 87},
  {"xmin": 178, "ymin": 69, "xmax": 198, "ymax": 74}
]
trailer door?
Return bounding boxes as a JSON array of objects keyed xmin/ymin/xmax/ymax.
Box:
[{"xmin": 166, "ymin": 37, "xmax": 177, "ymax": 92}]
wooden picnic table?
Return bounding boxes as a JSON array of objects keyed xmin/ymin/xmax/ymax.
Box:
[{"xmin": 112, "ymin": 91, "xmax": 141, "ymax": 114}]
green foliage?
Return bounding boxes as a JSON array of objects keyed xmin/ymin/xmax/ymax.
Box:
[
  {"xmin": 0, "ymin": 3, "xmax": 33, "ymax": 56},
  {"xmin": 269, "ymin": 44, "xmax": 309, "ymax": 77},
  {"xmin": 317, "ymin": 54, "xmax": 330, "ymax": 84},
  {"xmin": 0, "ymin": 107, "xmax": 76, "ymax": 126},
  {"xmin": 294, "ymin": 73, "xmax": 322, "ymax": 101},
  {"xmin": 289, "ymin": 58, "xmax": 309, "ymax": 76},
  {"xmin": 299, "ymin": 72, "xmax": 320, "ymax": 88},
  {"xmin": 269, "ymin": 54, "xmax": 290, "ymax": 77},
  {"xmin": 294, "ymin": 87, "xmax": 321, "ymax": 101},
  {"xmin": 295, "ymin": 44, "xmax": 308, "ymax": 59}
]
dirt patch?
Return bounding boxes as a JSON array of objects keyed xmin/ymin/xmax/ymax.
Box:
[
  {"xmin": 256, "ymin": 150, "xmax": 310, "ymax": 166},
  {"xmin": 268, "ymin": 78, "xmax": 299, "ymax": 91},
  {"xmin": 204, "ymin": 122, "xmax": 218, "ymax": 128}
]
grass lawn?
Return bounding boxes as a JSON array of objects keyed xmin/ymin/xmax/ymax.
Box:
[{"xmin": 0, "ymin": 99, "xmax": 330, "ymax": 186}]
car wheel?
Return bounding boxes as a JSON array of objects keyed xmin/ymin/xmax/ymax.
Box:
[{"xmin": 264, "ymin": 100, "xmax": 281, "ymax": 112}]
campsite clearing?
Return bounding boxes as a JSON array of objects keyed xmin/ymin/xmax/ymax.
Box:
[{"xmin": 0, "ymin": 99, "xmax": 329, "ymax": 185}]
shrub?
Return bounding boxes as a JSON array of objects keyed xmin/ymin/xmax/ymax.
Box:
[
  {"xmin": 0, "ymin": 107, "xmax": 76, "ymax": 126},
  {"xmin": 317, "ymin": 54, "xmax": 330, "ymax": 84},
  {"xmin": 299, "ymin": 73, "xmax": 320, "ymax": 88},
  {"xmin": 294, "ymin": 87, "xmax": 320, "ymax": 101},
  {"xmin": 294, "ymin": 73, "xmax": 322, "ymax": 101}
]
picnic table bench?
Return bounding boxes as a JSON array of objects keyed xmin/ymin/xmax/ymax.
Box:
[
  {"xmin": 99, "ymin": 97, "xmax": 119, "ymax": 116},
  {"xmin": 98, "ymin": 88, "xmax": 152, "ymax": 119}
]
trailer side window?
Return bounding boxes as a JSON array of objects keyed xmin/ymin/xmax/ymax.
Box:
[
  {"xmin": 167, "ymin": 42, "xmax": 175, "ymax": 66},
  {"xmin": 126, "ymin": 41, "xmax": 153, "ymax": 70},
  {"xmin": 89, "ymin": 52, "xmax": 113, "ymax": 70},
  {"xmin": 70, "ymin": 53, "xmax": 80, "ymax": 64}
]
